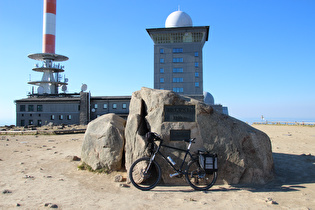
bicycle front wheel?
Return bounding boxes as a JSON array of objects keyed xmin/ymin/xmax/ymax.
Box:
[
  {"xmin": 129, "ymin": 157, "xmax": 161, "ymax": 191},
  {"xmin": 185, "ymin": 160, "xmax": 217, "ymax": 191}
]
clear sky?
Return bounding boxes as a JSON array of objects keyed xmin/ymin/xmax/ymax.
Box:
[{"xmin": 0, "ymin": 0, "xmax": 314, "ymax": 126}]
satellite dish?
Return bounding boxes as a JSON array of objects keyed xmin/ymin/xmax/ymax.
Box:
[
  {"xmin": 62, "ymin": 85, "xmax": 67, "ymax": 92},
  {"xmin": 81, "ymin": 84, "xmax": 87, "ymax": 92},
  {"xmin": 91, "ymin": 108, "xmax": 95, "ymax": 112},
  {"xmin": 38, "ymin": 86, "xmax": 44, "ymax": 94},
  {"xmin": 64, "ymin": 78, "xmax": 68, "ymax": 82}
]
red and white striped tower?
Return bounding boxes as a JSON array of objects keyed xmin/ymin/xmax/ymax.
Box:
[
  {"xmin": 28, "ymin": 0, "xmax": 68, "ymax": 95},
  {"xmin": 42, "ymin": 0, "xmax": 56, "ymax": 54}
]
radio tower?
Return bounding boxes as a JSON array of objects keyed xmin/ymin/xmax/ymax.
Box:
[{"xmin": 28, "ymin": 0, "xmax": 68, "ymax": 95}]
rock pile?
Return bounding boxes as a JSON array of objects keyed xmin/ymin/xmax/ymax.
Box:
[{"xmin": 82, "ymin": 87, "xmax": 274, "ymax": 185}]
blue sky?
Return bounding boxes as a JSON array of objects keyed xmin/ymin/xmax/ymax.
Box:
[{"xmin": 0, "ymin": 0, "xmax": 314, "ymax": 126}]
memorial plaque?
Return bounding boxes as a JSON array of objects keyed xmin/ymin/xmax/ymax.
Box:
[
  {"xmin": 164, "ymin": 105, "xmax": 195, "ymax": 122},
  {"xmin": 170, "ymin": 130, "xmax": 191, "ymax": 141}
]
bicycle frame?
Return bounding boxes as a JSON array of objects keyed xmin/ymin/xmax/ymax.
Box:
[{"xmin": 148, "ymin": 139, "xmax": 195, "ymax": 175}]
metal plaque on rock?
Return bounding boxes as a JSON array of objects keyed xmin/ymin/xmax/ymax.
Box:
[
  {"xmin": 164, "ymin": 105, "xmax": 195, "ymax": 122},
  {"xmin": 170, "ymin": 130, "xmax": 191, "ymax": 141}
]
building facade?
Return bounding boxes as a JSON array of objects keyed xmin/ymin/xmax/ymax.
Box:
[
  {"xmin": 147, "ymin": 11, "xmax": 209, "ymax": 99},
  {"xmin": 15, "ymin": 92, "xmax": 131, "ymax": 126}
]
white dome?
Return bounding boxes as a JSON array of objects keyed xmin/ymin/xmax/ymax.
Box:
[
  {"xmin": 203, "ymin": 91, "xmax": 215, "ymax": 105},
  {"xmin": 165, "ymin": 11, "xmax": 193, "ymax": 28}
]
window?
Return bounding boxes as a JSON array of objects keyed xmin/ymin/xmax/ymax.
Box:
[
  {"xmin": 20, "ymin": 105, "xmax": 26, "ymax": 112},
  {"xmin": 173, "ymin": 48, "xmax": 183, "ymax": 53},
  {"xmin": 113, "ymin": 104, "xmax": 117, "ymax": 109},
  {"xmin": 195, "ymin": 82, "xmax": 199, "ymax": 87},
  {"xmin": 67, "ymin": 115, "xmax": 72, "ymax": 120},
  {"xmin": 195, "ymin": 51, "xmax": 199, "ymax": 57},
  {"xmin": 78, "ymin": 105, "xmax": 80, "ymax": 111},
  {"xmin": 160, "ymin": 58, "xmax": 164, "ymax": 63},
  {"xmin": 173, "ymin": 58, "xmax": 183, "ymax": 63},
  {"xmin": 103, "ymin": 104, "xmax": 108, "ymax": 109},
  {"xmin": 195, "ymin": 62, "xmax": 199, "ymax": 67},
  {"xmin": 160, "ymin": 48, "xmax": 164, "ymax": 54},
  {"xmin": 173, "ymin": 87, "xmax": 183, "ymax": 93},
  {"xmin": 29, "ymin": 120, "xmax": 33, "ymax": 125},
  {"xmin": 173, "ymin": 68, "xmax": 183, "ymax": 73},
  {"xmin": 123, "ymin": 103, "xmax": 127, "ymax": 109},
  {"xmin": 160, "ymin": 88, "xmax": 164, "ymax": 90},
  {"xmin": 160, "ymin": 68, "xmax": 164, "ymax": 73},
  {"xmin": 37, "ymin": 105, "xmax": 43, "ymax": 112},
  {"xmin": 51, "ymin": 115, "xmax": 55, "ymax": 120},
  {"xmin": 21, "ymin": 120, "xmax": 25, "ymax": 126},
  {"xmin": 94, "ymin": 104, "xmax": 98, "ymax": 109},
  {"xmin": 173, "ymin": 77, "xmax": 183, "ymax": 83},
  {"xmin": 28, "ymin": 105, "xmax": 34, "ymax": 112},
  {"xmin": 37, "ymin": 120, "xmax": 42, "ymax": 126},
  {"xmin": 160, "ymin": 78, "xmax": 164, "ymax": 83},
  {"xmin": 59, "ymin": 115, "xmax": 63, "ymax": 120},
  {"xmin": 195, "ymin": 72, "xmax": 199, "ymax": 77}
]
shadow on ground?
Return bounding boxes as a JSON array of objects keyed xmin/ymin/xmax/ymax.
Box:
[
  {"xmin": 238, "ymin": 152, "xmax": 315, "ymax": 193},
  {"xmin": 151, "ymin": 152, "xmax": 315, "ymax": 193}
]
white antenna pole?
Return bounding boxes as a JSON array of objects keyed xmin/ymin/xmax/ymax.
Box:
[{"xmin": 178, "ymin": 5, "xmax": 180, "ymax": 11}]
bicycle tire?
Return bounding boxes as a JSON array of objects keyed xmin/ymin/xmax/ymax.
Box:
[
  {"xmin": 185, "ymin": 160, "xmax": 217, "ymax": 191},
  {"xmin": 129, "ymin": 157, "xmax": 161, "ymax": 191}
]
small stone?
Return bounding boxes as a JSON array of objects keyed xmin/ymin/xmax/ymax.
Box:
[
  {"xmin": 2, "ymin": 189, "xmax": 12, "ymax": 194},
  {"xmin": 72, "ymin": 156, "xmax": 81, "ymax": 161},
  {"xmin": 16, "ymin": 203, "xmax": 21, "ymax": 207},
  {"xmin": 44, "ymin": 203, "xmax": 58, "ymax": 208},
  {"xmin": 119, "ymin": 184, "xmax": 130, "ymax": 188},
  {"xmin": 114, "ymin": 174, "xmax": 123, "ymax": 182},
  {"xmin": 46, "ymin": 175, "xmax": 53, "ymax": 178}
]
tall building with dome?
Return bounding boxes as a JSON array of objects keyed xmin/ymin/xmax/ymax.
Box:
[{"xmin": 146, "ymin": 10, "xmax": 209, "ymax": 99}]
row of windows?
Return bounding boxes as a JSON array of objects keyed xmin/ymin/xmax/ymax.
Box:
[
  {"xmin": 20, "ymin": 105, "xmax": 43, "ymax": 112},
  {"xmin": 51, "ymin": 115, "xmax": 72, "ymax": 120},
  {"xmin": 20, "ymin": 103, "xmax": 128, "ymax": 113},
  {"xmin": 20, "ymin": 115, "xmax": 72, "ymax": 126},
  {"xmin": 160, "ymin": 48, "xmax": 199, "ymax": 57},
  {"xmin": 173, "ymin": 77, "xmax": 183, "ymax": 83},
  {"xmin": 160, "ymin": 68, "xmax": 200, "ymax": 76},
  {"xmin": 173, "ymin": 58, "xmax": 183, "ymax": 63},
  {"xmin": 152, "ymin": 32, "xmax": 204, "ymax": 44},
  {"xmin": 159, "ymin": 58, "xmax": 199, "ymax": 67},
  {"xmin": 173, "ymin": 88, "xmax": 183, "ymax": 93},
  {"xmin": 159, "ymin": 48, "xmax": 199, "ymax": 56},
  {"xmin": 160, "ymin": 78, "xmax": 200, "ymax": 87},
  {"xmin": 94, "ymin": 103, "xmax": 127, "ymax": 109}
]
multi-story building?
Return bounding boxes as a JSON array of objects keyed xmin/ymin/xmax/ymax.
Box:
[{"xmin": 147, "ymin": 10, "xmax": 209, "ymax": 100}]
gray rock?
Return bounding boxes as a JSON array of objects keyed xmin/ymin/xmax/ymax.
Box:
[
  {"xmin": 124, "ymin": 87, "xmax": 274, "ymax": 185},
  {"xmin": 81, "ymin": 113, "xmax": 126, "ymax": 171}
]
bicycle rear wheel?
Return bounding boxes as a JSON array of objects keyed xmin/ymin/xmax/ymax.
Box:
[
  {"xmin": 185, "ymin": 160, "xmax": 217, "ymax": 191},
  {"xmin": 129, "ymin": 157, "xmax": 161, "ymax": 191}
]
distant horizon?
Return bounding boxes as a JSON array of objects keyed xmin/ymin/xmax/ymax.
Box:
[{"xmin": 1, "ymin": 115, "xmax": 315, "ymax": 127}]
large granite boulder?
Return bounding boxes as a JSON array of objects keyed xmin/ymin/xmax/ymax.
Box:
[
  {"xmin": 81, "ymin": 113, "xmax": 126, "ymax": 171},
  {"xmin": 125, "ymin": 87, "xmax": 274, "ymax": 185}
]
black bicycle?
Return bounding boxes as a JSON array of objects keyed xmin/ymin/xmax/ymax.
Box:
[{"xmin": 129, "ymin": 132, "xmax": 218, "ymax": 191}]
